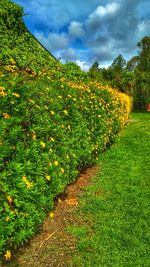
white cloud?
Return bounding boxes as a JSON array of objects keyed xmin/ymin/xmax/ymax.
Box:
[
  {"xmin": 93, "ymin": 2, "xmax": 120, "ymax": 17},
  {"xmin": 138, "ymin": 21, "xmax": 146, "ymax": 32},
  {"xmin": 68, "ymin": 21, "xmax": 85, "ymax": 38},
  {"xmin": 92, "ymin": 41, "xmax": 114, "ymax": 55},
  {"xmin": 99, "ymin": 61, "xmax": 112, "ymax": 69},
  {"xmin": 85, "ymin": 2, "xmax": 120, "ymax": 32},
  {"xmin": 14, "ymin": 0, "xmax": 150, "ymax": 67},
  {"xmin": 138, "ymin": 20, "xmax": 150, "ymax": 33},
  {"xmin": 137, "ymin": 20, "xmax": 150, "ymax": 43},
  {"xmin": 16, "ymin": 0, "xmax": 101, "ymax": 28},
  {"xmin": 62, "ymin": 48, "xmax": 78, "ymax": 61},
  {"xmin": 75, "ymin": 60, "xmax": 90, "ymax": 72},
  {"xmin": 34, "ymin": 31, "xmax": 69, "ymax": 51}
]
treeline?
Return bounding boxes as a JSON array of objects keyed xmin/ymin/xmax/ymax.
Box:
[{"xmin": 88, "ymin": 36, "xmax": 150, "ymax": 110}]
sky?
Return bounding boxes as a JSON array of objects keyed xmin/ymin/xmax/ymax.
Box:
[{"xmin": 13, "ymin": 0, "xmax": 150, "ymax": 71}]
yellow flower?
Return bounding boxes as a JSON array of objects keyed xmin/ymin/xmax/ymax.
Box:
[
  {"xmin": 31, "ymin": 131, "xmax": 36, "ymax": 140},
  {"xmin": 49, "ymin": 212, "xmax": 54, "ymax": 219},
  {"xmin": 50, "ymin": 110, "xmax": 55, "ymax": 115},
  {"xmin": 4, "ymin": 250, "xmax": 11, "ymax": 261},
  {"xmin": 40, "ymin": 141, "xmax": 46, "ymax": 148},
  {"xmin": 7, "ymin": 196, "xmax": 13, "ymax": 205},
  {"xmin": 5, "ymin": 216, "xmax": 10, "ymax": 222},
  {"xmin": 54, "ymin": 161, "xmax": 59, "ymax": 166},
  {"xmin": 28, "ymin": 99, "xmax": 35, "ymax": 104},
  {"xmin": 3, "ymin": 113, "xmax": 11, "ymax": 119},
  {"xmin": 12, "ymin": 92, "xmax": 20, "ymax": 98},
  {"xmin": 63, "ymin": 110, "xmax": 68, "ymax": 116},
  {"xmin": 26, "ymin": 181, "xmax": 33, "ymax": 189},
  {"xmin": 22, "ymin": 176, "xmax": 33, "ymax": 189},
  {"xmin": 22, "ymin": 175, "xmax": 27, "ymax": 182},
  {"xmin": 45, "ymin": 175, "xmax": 51, "ymax": 181},
  {"xmin": 0, "ymin": 91, "xmax": 7, "ymax": 97},
  {"xmin": 49, "ymin": 137, "xmax": 55, "ymax": 142},
  {"xmin": 0, "ymin": 86, "xmax": 7, "ymax": 97},
  {"xmin": 61, "ymin": 168, "xmax": 65, "ymax": 174}
]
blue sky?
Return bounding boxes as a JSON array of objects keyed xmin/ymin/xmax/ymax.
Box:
[{"xmin": 13, "ymin": 0, "xmax": 150, "ymax": 70}]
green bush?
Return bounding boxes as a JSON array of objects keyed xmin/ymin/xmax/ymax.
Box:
[
  {"xmin": 0, "ymin": 72, "xmax": 131, "ymax": 260},
  {"xmin": 0, "ymin": 0, "xmax": 132, "ymax": 262}
]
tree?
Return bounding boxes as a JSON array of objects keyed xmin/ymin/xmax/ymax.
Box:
[
  {"xmin": 107, "ymin": 55, "xmax": 127, "ymax": 93},
  {"xmin": 134, "ymin": 36, "xmax": 150, "ymax": 109},
  {"xmin": 88, "ymin": 61, "xmax": 101, "ymax": 80},
  {"xmin": 111, "ymin": 54, "xmax": 126, "ymax": 71},
  {"xmin": 137, "ymin": 36, "xmax": 150, "ymax": 72},
  {"xmin": 126, "ymin": 56, "xmax": 139, "ymax": 71}
]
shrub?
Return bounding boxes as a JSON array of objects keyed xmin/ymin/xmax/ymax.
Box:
[
  {"xmin": 0, "ymin": 70, "xmax": 132, "ymax": 261},
  {"xmin": 0, "ymin": 0, "xmax": 132, "ymax": 262}
]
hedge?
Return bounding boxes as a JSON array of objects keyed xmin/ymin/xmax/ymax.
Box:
[
  {"xmin": 0, "ymin": 70, "xmax": 132, "ymax": 261},
  {"xmin": 0, "ymin": 0, "xmax": 132, "ymax": 262}
]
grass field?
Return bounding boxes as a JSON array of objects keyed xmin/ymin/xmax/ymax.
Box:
[{"xmin": 66, "ymin": 112, "xmax": 150, "ymax": 267}]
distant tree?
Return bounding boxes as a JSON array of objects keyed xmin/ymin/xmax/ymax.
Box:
[
  {"xmin": 87, "ymin": 37, "xmax": 150, "ymax": 110},
  {"xmin": 137, "ymin": 36, "xmax": 150, "ymax": 72},
  {"xmin": 106, "ymin": 54, "xmax": 127, "ymax": 92},
  {"xmin": 111, "ymin": 54, "xmax": 126, "ymax": 71},
  {"xmin": 134, "ymin": 36, "xmax": 150, "ymax": 109},
  {"xmin": 126, "ymin": 56, "xmax": 139, "ymax": 71},
  {"xmin": 88, "ymin": 61, "xmax": 101, "ymax": 80},
  {"xmin": 121, "ymin": 71, "xmax": 136, "ymax": 96}
]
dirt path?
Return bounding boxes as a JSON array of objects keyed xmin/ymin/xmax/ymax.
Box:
[{"xmin": 10, "ymin": 166, "xmax": 98, "ymax": 267}]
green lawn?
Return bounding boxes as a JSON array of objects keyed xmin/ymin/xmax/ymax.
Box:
[{"xmin": 67, "ymin": 113, "xmax": 150, "ymax": 267}]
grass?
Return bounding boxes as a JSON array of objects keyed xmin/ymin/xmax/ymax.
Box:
[{"xmin": 67, "ymin": 112, "xmax": 150, "ymax": 267}]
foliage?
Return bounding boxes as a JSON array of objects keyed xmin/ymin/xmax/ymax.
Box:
[
  {"xmin": 61, "ymin": 62, "xmax": 88, "ymax": 82},
  {"xmin": 134, "ymin": 36, "xmax": 150, "ymax": 109},
  {"xmin": 0, "ymin": 0, "xmax": 132, "ymax": 263},
  {"xmin": 0, "ymin": 0, "xmax": 57, "ymax": 72},
  {"xmin": 88, "ymin": 61, "xmax": 101, "ymax": 81},
  {"xmin": 111, "ymin": 54, "xmax": 126, "ymax": 71},
  {"xmin": 88, "ymin": 37, "xmax": 150, "ymax": 110},
  {"xmin": 126, "ymin": 56, "xmax": 139, "ymax": 71},
  {"xmin": 0, "ymin": 70, "xmax": 131, "ymax": 261}
]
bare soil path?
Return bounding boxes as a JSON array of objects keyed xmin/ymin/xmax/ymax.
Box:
[{"xmin": 9, "ymin": 166, "xmax": 98, "ymax": 267}]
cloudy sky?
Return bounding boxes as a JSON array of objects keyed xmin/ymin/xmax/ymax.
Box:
[{"xmin": 13, "ymin": 0, "xmax": 150, "ymax": 71}]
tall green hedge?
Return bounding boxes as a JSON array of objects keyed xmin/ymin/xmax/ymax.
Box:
[
  {"xmin": 0, "ymin": 73, "xmax": 131, "ymax": 260},
  {"xmin": 0, "ymin": 0, "xmax": 132, "ymax": 262}
]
